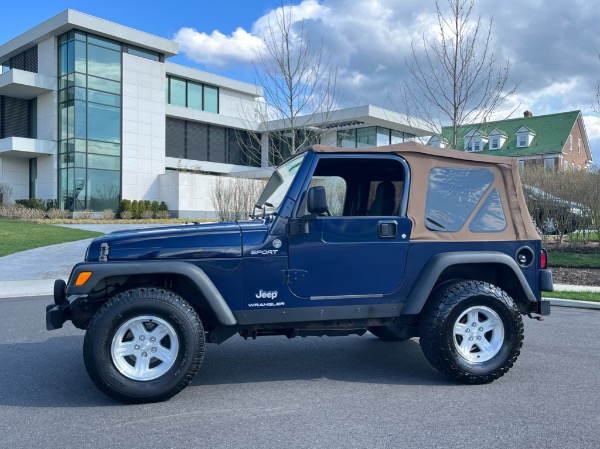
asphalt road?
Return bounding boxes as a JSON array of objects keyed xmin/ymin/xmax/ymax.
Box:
[{"xmin": 0, "ymin": 296, "xmax": 598, "ymax": 449}]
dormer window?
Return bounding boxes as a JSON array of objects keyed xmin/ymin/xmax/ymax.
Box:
[
  {"xmin": 516, "ymin": 126, "xmax": 536, "ymax": 148},
  {"xmin": 488, "ymin": 129, "xmax": 507, "ymax": 150},
  {"xmin": 463, "ymin": 130, "xmax": 488, "ymax": 152},
  {"xmin": 429, "ymin": 135, "xmax": 446, "ymax": 148}
]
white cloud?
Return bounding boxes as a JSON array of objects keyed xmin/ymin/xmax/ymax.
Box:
[
  {"xmin": 173, "ymin": 0, "xmax": 600, "ymax": 161},
  {"xmin": 173, "ymin": 27, "xmax": 264, "ymax": 69}
]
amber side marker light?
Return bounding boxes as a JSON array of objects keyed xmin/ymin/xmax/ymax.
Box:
[{"xmin": 75, "ymin": 271, "xmax": 93, "ymax": 286}]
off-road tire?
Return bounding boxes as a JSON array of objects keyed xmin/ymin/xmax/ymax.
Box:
[
  {"xmin": 83, "ymin": 287, "xmax": 205, "ymax": 403},
  {"xmin": 420, "ymin": 280, "xmax": 523, "ymax": 384}
]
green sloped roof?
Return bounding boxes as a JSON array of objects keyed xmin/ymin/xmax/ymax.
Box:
[{"xmin": 440, "ymin": 111, "xmax": 580, "ymax": 156}]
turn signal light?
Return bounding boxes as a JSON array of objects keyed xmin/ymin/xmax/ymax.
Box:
[
  {"xmin": 540, "ymin": 249, "xmax": 548, "ymax": 269},
  {"xmin": 75, "ymin": 271, "xmax": 93, "ymax": 286}
]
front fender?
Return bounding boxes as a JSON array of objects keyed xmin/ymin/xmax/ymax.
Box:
[{"xmin": 66, "ymin": 261, "xmax": 237, "ymax": 326}]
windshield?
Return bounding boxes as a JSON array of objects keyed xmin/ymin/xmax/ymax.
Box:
[{"xmin": 255, "ymin": 153, "xmax": 305, "ymax": 214}]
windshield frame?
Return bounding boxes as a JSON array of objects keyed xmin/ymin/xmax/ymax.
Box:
[{"xmin": 254, "ymin": 152, "xmax": 307, "ymax": 216}]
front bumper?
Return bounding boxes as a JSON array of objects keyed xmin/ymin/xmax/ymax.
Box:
[
  {"xmin": 46, "ymin": 279, "xmax": 70, "ymax": 330},
  {"xmin": 46, "ymin": 303, "xmax": 68, "ymax": 330}
]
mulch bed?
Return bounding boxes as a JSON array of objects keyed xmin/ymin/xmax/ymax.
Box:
[
  {"xmin": 544, "ymin": 241, "xmax": 600, "ymax": 286},
  {"xmin": 551, "ymin": 267, "xmax": 600, "ymax": 287}
]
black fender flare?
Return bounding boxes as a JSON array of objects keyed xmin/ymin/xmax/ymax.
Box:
[
  {"xmin": 404, "ymin": 251, "xmax": 536, "ymax": 315},
  {"xmin": 66, "ymin": 261, "xmax": 237, "ymax": 326}
]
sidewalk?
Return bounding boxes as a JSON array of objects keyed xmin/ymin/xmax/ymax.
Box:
[
  {"xmin": 0, "ymin": 223, "xmax": 598, "ymax": 309},
  {"xmin": 0, "ymin": 224, "xmax": 170, "ymax": 298}
]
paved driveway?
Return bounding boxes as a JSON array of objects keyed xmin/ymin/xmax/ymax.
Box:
[{"xmin": 0, "ymin": 296, "xmax": 598, "ymax": 449}]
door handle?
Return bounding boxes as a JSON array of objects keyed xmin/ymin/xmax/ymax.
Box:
[{"xmin": 378, "ymin": 220, "xmax": 397, "ymax": 238}]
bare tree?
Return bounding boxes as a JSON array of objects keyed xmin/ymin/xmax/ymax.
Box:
[
  {"xmin": 238, "ymin": 2, "xmax": 339, "ymax": 166},
  {"xmin": 0, "ymin": 183, "xmax": 13, "ymax": 205},
  {"xmin": 210, "ymin": 177, "xmax": 267, "ymax": 222},
  {"xmin": 400, "ymin": 0, "xmax": 518, "ymax": 148}
]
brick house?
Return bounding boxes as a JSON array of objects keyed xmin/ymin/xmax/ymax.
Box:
[{"xmin": 429, "ymin": 110, "xmax": 593, "ymax": 170}]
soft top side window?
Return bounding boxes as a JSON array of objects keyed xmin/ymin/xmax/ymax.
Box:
[{"xmin": 425, "ymin": 167, "xmax": 494, "ymax": 232}]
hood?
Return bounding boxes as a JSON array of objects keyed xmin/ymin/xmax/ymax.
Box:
[{"xmin": 86, "ymin": 221, "xmax": 244, "ymax": 261}]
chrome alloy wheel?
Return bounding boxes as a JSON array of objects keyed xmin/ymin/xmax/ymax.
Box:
[
  {"xmin": 111, "ymin": 316, "xmax": 179, "ymax": 381},
  {"xmin": 453, "ymin": 306, "xmax": 504, "ymax": 363}
]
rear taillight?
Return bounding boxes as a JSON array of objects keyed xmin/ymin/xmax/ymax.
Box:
[{"xmin": 540, "ymin": 249, "xmax": 548, "ymax": 269}]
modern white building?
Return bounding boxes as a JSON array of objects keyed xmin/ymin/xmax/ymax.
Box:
[{"xmin": 0, "ymin": 10, "xmax": 431, "ymax": 218}]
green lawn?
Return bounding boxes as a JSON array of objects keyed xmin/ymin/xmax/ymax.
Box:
[
  {"xmin": 547, "ymin": 251, "xmax": 600, "ymax": 268},
  {"xmin": 543, "ymin": 291, "xmax": 600, "ymax": 302},
  {"xmin": 0, "ymin": 219, "xmax": 103, "ymax": 257}
]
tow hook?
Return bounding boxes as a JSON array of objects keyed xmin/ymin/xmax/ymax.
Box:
[{"xmin": 527, "ymin": 313, "xmax": 544, "ymax": 321}]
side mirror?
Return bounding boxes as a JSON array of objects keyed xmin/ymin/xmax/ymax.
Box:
[{"xmin": 307, "ymin": 186, "xmax": 329, "ymax": 215}]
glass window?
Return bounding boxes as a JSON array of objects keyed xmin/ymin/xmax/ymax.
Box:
[
  {"xmin": 356, "ymin": 127, "xmax": 376, "ymax": 148},
  {"xmin": 88, "ymin": 103, "xmax": 120, "ymax": 143},
  {"xmin": 473, "ymin": 140, "xmax": 481, "ymax": 151},
  {"xmin": 75, "ymin": 41, "xmax": 86, "ymax": 73},
  {"xmin": 309, "ymin": 176, "xmax": 347, "ymax": 216},
  {"xmin": 75, "ymin": 73, "xmax": 86, "ymax": 87},
  {"xmin": 88, "ymin": 154, "xmax": 120, "ymax": 170},
  {"xmin": 377, "ymin": 127, "xmax": 390, "ymax": 146},
  {"xmin": 256, "ymin": 153, "xmax": 306, "ymax": 212},
  {"xmin": 204, "ymin": 85, "xmax": 218, "ymax": 113},
  {"xmin": 518, "ymin": 134, "xmax": 528, "ymax": 147},
  {"xmin": 337, "ymin": 129, "xmax": 356, "ymax": 148},
  {"xmin": 391, "ymin": 130, "xmax": 404, "ymax": 145},
  {"xmin": 75, "ymin": 87, "xmax": 86, "ymax": 101},
  {"xmin": 188, "ymin": 82, "xmax": 202, "ymax": 110},
  {"xmin": 88, "ymin": 75, "xmax": 120, "ymax": 94},
  {"xmin": 491, "ymin": 138, "xmax": 499, "ymax": 149},
  {"xmin": 75, "ymin": 100, "xmax": 86, "ymax": 139},
  {"xmin": 544, "ymin": 158, "xmax": 554, "ymax": 171},
  {"xmin": 469, "ymin": 189, "xmax": 506, "ymax": 232},
  {"xmin": 425, "ymin": 168, "xmax": 494, "ymax": 232},
  {"xmin": 569, "ymin": 134, "xmax": 573, "ymax": 151},
  {"xmin": 87, "ymin": 45, "xmax": 121, "ymax": 81},
  {"xmin": 87, "ymin": 35, "xmax": 121, "ymax": 51},
  {"xmin": 127, "ymin": 45, "xmax": 160, "ymax": 61},
  {"xmin": 86, "ymin": 169, "xmax": 120, "ymax": 211},
  {"xmin": 88, "ymin": 141, "xmax": 121, "ymax": 156},
  {"xmin": 169, "ymin": 77, "xmax": 186, "ymax": 106},
  {"xmin": 88, "ymin": 90, "xmax": 120, "ymax": 107}
]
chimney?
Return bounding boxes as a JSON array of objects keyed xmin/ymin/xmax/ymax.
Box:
[{"xmin": 523, "ymin": 110, "xmax": 533, "ymax": 118}]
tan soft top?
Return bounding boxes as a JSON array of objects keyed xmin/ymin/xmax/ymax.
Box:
[{"xmin": 311, "ymin": 142, "xmax": 540, "ymax": 242}]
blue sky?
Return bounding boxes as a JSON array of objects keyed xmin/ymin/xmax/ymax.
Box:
[{"xmin": 2, "ymin": 0, "xmax": 599, "ymax": 164}]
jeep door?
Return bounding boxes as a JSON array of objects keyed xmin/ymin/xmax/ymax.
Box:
[{"xmin": 287, "ymin": 155, "xmax": 412, "ymax": 299}]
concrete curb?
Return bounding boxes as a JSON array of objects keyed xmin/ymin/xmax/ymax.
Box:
[
  {"xmin": 545, "ymin": 298, "xmax": 600, "ymax": 310},
  {"xmin": 554, "ymin": 284, "xmax": 600, "ymax": 293},
  {"xmin": 0, "ymin": 279, "xmax": 64, "ymax": 299}
]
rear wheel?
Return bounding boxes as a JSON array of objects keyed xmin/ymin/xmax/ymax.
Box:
[
  {"xmin": 420, "ymin": 281, "xmax": 523, "ymax": 384},
  {"xmin": 84, "ymin": 287, "xmax": 205, "ymax": 403}
]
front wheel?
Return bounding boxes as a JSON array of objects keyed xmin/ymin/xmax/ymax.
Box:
[
  {"xmin": 419, "ymin": 281, "xmax": 523, "ymax": 384},
  {"xmin": 83, "ymin": 288, "xmax": 205, "ymax": 403}
]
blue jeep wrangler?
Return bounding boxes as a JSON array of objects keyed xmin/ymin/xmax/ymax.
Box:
[{"xmin": 46, "ymin": 142, "xmax": 553, "ymax": 403}]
